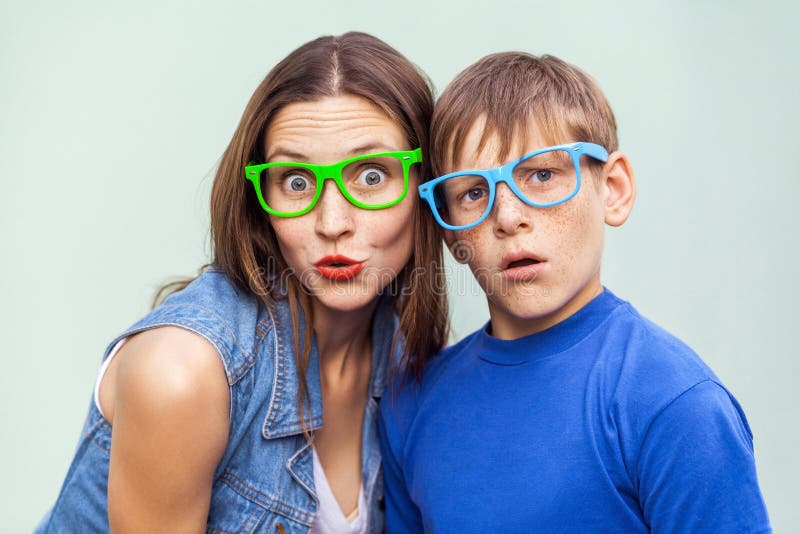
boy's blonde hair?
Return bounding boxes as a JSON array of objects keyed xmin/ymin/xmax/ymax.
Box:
[{"xmin": 431, "ymin": 52, "xmax": 617, "ymax": 176}]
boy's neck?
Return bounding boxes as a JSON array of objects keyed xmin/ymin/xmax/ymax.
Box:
[{"xmin": 487, "ymin": 274, "xmax": 604, "ymax": 340}]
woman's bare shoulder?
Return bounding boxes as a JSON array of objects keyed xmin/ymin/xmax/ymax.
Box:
[
  {"xmin": 99, "ymin": 326, "xmax": 229, "ymax": 426},
  {"xmin": 105, "ymin": 326, "xmax": 230, "ymax": 531}
]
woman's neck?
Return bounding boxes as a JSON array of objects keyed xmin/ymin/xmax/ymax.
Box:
[{"xmin": 312, "ymin": 298, "xmax": 377, "ymax": 382}]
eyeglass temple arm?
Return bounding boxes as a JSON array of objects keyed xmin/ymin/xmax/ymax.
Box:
[{"xmin": 579, "ymin": 142, "xmax": 610, "ymax": 163}]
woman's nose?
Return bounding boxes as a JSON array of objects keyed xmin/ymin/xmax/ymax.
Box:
[{"xmin": 314, "ymin": 179, "xmax": 355, "ymax": 241}]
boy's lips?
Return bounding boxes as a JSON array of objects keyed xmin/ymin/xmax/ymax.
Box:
[
  {"xmin": 500, "ymin": 251, "xmax": 546, "ymax": 282},
  {"xmin": 314, "ymin": 254, "xmax": 365, "ymax": 281}
]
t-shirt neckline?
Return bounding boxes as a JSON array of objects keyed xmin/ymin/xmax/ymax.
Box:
[{"xmin": 477, "ymin": 288, "xmax": 624, "ymax": 366}]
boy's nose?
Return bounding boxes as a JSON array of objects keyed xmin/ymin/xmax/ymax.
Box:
[
  {"xmin": 314, "ymin": 179, "xmax": 355, "ymax": 240},
  {"xmin": 491, "ymin": 183, "xmax": 532, "ymax": 237}
]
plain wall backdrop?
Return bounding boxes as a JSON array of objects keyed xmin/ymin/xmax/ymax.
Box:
[{"xmin": 2, "ymin": 0, "xmax": 797, "ymax": 531}]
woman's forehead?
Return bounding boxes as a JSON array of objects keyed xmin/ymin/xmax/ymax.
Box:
[{"xmin": 265, "ymin": 95, "xmax": 407, "ymax": 162}]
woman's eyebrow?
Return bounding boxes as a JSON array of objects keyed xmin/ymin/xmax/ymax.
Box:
[
  {"xmin": 266, "ymin": 148, "xmax": 307, "ymax": 162},
  {"xmin": 266, "ymin": 143, "xmax": 397, "ymax": 163},
  {"xmin": 346, "ymin": 142, "xmax": 394, "ymax": 156}
]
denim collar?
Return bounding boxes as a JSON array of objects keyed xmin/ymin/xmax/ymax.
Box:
[{"xmin": 262, "ymin": 294, "xmax": 395, "ymax": 439}]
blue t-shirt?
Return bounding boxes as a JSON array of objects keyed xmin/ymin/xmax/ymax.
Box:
[{"xmin": 380, "ymin": 289, "xmax": 770, "ymax": 533}]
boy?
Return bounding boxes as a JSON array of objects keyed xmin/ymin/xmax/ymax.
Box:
[{"xmin": 379, "ymin": 53, "xmax": 771, "ymax": 533}]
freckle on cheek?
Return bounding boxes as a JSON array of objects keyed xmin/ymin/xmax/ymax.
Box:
[
  {"xmin": 452, "ymin": 228, "xmax": 483, "ymax": 262},
  {"xmin": 461, "ymin": 228, "xmax": 480, "ymax": 240}
]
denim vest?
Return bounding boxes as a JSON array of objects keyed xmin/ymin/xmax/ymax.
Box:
[{"xmin": 36, "ymin": 269, "xmax": 394, "ymax": 533}]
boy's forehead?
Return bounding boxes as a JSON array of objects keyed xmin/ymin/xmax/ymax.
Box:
[{"xmin": 450, "ymin": 114, "xmax": 563, "ymax": 172}]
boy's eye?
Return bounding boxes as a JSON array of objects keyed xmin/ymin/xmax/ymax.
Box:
[
  {"xmin": 454, "ymin": 185, "xmax": 488, "ymax": 204},
  {"xmin": 466, "ymin": 188, "xmax": 486, "ymax": 201},
  {"xmin": 530, "ymin": 170, "xmax": 553, "ymax": 183},
  {"xmin": 436, "ymin": 175, "xmax": 489, "ymax": 210}
]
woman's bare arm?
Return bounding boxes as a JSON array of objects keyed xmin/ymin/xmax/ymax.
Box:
[{"xmin": 104, "ymin": 327, "xmax": 230, "ymax": 534}]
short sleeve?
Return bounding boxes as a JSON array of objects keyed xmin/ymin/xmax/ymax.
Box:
[
  {"xmin": 636, "ymin": 379, "xmax": 771, "ymax": 533},
  {"xmin": 379, "ymin": 395, "xmax": 424, "ymax": 534}
]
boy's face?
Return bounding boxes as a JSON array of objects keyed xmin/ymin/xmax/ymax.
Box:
[{"xmin": 443, "ymin": 118, "xmax": 625, "ymax": 340}]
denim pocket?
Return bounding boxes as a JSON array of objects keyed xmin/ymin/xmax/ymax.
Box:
[
  {"xmin": 207, "ymin": 475, "xmax": 267, "ymax": 533},
  {"xmin": 207, "ymin": 471, "xmax": 314, "ymax": 533}
]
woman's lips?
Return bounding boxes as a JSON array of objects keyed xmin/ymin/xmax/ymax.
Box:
[{"xmin": 314, "ymin": 255, "xmax": 365, "ymax": 281}]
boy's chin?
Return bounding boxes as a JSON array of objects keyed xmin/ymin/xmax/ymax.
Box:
[
  {"xmin": 489, "ymin": 292, "xmax": 560, "ymax": 321},
  {"xmin": 487, "ymin": 296, "xmax": 576, "ymax": 339},
  {"xmin": 486, "ymin": 279, "xmax": 603, "ymax": 336}
]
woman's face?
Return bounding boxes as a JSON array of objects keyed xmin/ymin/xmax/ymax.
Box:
[{"xmin": 265, "ymin": 94, "xmax": 417, "ymax": 314}]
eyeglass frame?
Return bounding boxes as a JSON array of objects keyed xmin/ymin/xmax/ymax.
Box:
[
  {"xmin": 418, "ymin": 142, "xmax": 609, "ymax": 230},
  {"xmin": 244, "ymin": 147, "xmax": 422, "ymax": 217}
]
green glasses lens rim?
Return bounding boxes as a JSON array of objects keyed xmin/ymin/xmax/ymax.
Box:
[{"xmin": 244, "ymin": 148, "xmax": 421, "ymax": 217}]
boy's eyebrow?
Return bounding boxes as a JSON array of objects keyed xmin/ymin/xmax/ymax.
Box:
[{"xmin": 519, "ymin": 150, "xmax": 571, "ymax": 162}]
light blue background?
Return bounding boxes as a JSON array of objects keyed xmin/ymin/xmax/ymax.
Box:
[{"xmin": 1, "ymin": 1, "xmax": 797, "ymax": 531}]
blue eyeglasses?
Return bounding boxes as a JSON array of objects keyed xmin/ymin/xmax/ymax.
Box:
[{"xmin": 418, "ymin": 142, "xmax": 609, "ymax": 230}]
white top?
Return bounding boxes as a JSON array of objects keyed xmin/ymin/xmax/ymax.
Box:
[
  {"xmin": 93, "ymin": 338, "xmax": 126, "ymax": 418},
  {"xmin": 309, "ymin": 448, "xmax": 368, "ymax": 534}
]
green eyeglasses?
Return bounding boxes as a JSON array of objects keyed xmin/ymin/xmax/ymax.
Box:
[{"xmin": 244, "ymin": 148, "xmax": 422, "ymax": 217}]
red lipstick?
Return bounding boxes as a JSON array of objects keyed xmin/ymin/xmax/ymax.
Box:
[{"xmin": 314, "ymin": 255, "xmax": 364, "ymax": 281}]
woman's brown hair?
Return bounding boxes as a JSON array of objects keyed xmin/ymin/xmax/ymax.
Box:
[{"xmin": 158, "ymin": 32, "xmax": 448, "ymax": 425}]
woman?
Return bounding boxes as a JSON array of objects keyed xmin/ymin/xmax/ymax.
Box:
[{"xmin": 36, "ymin": 32, "xmax": 447, "ymax": 534}]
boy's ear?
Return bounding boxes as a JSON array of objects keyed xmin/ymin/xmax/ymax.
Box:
[{"xmin": 601, "ymin": 151, "xmax": 636, "ymax": 227}]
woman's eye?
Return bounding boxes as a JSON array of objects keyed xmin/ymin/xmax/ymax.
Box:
[
  {"xmin": 358, "ymin": 167, "xmax": 386, "ymax": 186},
  {"xmin": 283, "ymin": 174, "xmax": 311, "ymax": 192},
  {"xmin": 530, "ymin": 170, "xmax": 553, "ymax": 183}
]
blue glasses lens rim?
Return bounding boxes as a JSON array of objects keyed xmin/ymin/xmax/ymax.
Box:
[{"xmin": 419, "ymin": 142, "xmax": 608, "ymax": 230}]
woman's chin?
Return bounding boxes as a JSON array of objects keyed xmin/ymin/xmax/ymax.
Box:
[{"xmin": 305, "ymin": 282, "xmax": 383, "ymax": 315}]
